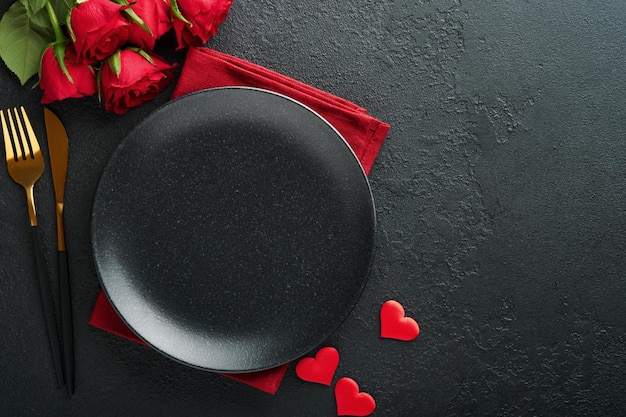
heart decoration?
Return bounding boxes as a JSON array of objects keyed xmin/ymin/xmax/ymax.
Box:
[
  {"xmin": 295, "ymin": 301, "xmax": 421, "ymax": 414},
  {"xmin": 295, "ymin": 346, "xmax": 340, "ymax": 386},
  {"xmin": 380, "ymin": 299, "xmax": 420, "ymax": 341},
  {"xmin": 335, "ymin": 377, "xmax": 376, "ymax": 416}
]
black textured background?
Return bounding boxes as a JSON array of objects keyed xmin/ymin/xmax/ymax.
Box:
[{"xmin": 1, "ymin": 1, "xmax": 625, "ymax": 416}]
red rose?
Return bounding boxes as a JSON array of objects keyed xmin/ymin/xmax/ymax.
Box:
[
  {"xmin": 127, "ymin": 0, "xmax": 173, "ymax": 50},
  {"xmin": 172, "ymin": 0, "xmax": 233, "ymax": 49},
  {"xmin": 99, "ymin": 49, "xmax": 175, "ymax": 114},
  {"xmin": 69, "ymin": 0, "xmax": 131, "ymax": 64},
  {"xmin": 39, "ymin": 45, "xmax": 97, "ymax": 104}
]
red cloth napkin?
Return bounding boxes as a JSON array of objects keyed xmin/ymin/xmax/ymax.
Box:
[
  {"xmin": 89, "ymin": 46, "xmax": 390, "ymax": 395},
  {"xmin": 171, "ymin": 47, "xmax": 390, "ymax": 175},
  {"xmin": 89, "ymin": 291, "xmax": 289, "ymax": 394}
]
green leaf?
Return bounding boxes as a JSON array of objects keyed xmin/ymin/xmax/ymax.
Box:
[
  {"xmin": 49, "ymin": 0, "xmax": 74, "ymax": 23},
  {"xmin": 171, "ymin": 0, "xmax": 192, "ymax": 26},
  {"xmin": 30, "ymin": 4, "xmax": 55, "ymax": 35},
  {"xmin": 123, "ymin": 6, "xmax": 152, "ymax": 36},
  {"xmin": 53, "ymin": 41, "xmax": 73, "ymax": 83},
  {"xmin": 19, "ymin": 0, "xmax": 47, "ymax": 17},
  {"xmin": 137, "ymin": 49, "xmax": 154, "ymax": 65},
  {"xmin": 112, "ymin": 0, "xmax": 152, "ymax": 35},
  {"xmin": 108, "ymin": 49, "xmax": 122, "ymax": 76},
  {"xmin": 0, "ymin": 1, "xmax": 55, "ymax": 85}
]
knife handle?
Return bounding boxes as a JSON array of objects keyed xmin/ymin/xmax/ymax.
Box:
[
  {"xmin": 58, "ymin": 249, "xmax": 75, "ymax": 396},
  {"xmin": 31, "ymin": 226, "xmax": 65, "ymax": 387}
]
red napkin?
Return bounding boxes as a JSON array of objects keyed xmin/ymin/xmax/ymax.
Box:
[
  {"xmin": 89, "ymin": 46, "xmax": 390, "ymax": 394},
  {"xmin": 171, "ymin": 47, "xmax": 390, "ymax": 175},
  {"xmin": 89, "ymin": 291, "xmax": 289, "ymax": 394}
]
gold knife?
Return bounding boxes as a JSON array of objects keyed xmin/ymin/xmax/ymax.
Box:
[{"xmin": 44, "ymin": 108, "xmax": 74, "ymax": 396}]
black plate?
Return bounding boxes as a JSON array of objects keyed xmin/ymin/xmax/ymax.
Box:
[{"xmin": 91, "ymin": 87, "xmax": 375, "ymax": 373}]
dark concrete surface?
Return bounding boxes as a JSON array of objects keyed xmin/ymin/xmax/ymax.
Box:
[{"xmin": 1, "ymin": 0, "xmax": 625, "ymax": 416}]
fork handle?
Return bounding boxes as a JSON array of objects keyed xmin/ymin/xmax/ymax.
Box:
[
  {"xmin": 58, "ymin": 249, "xmax": 75, "ymax": 396},
  {"xmin": 31, "ymin": 225, "xmax": 65, "ymax": 387}
]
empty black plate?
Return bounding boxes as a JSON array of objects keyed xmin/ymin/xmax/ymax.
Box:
[{"xmin": 91, "ymin": 87, "xmax": 375, "ymax": 373}]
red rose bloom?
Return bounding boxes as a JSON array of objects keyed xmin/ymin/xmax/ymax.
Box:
[
  {"xmin": 99, "ymin": 50, "xmax": 175, "ymax": 114},
  {"xmin": 69, "ymin": 0, "xmax": 131, "ymax": 64},
  {"xmin": 39, "ymin": 45, "xmax": 97, "ymax": 104},
  {"xmin": 127, "ymin": 0, "xmax": 173, "ymax": 50},
  {"xmin": 172, "ymin": 0, "xmax": 233, "ymax": 49}
]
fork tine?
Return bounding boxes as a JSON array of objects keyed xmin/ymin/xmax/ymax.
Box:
[
  {"xmin": 19, "ymin": 106, "xmax": 39, "ymax": 158},
  {"xmin": 1, "ymin": 109, "xmax": 18, "ymax": 162},
  {"xmin": 7, "ymin": 108, "xmax": 25, "ymax": 160},
  {"xmin": 12, "ymin": 107, "xmax": 34, "ymax": 160}
]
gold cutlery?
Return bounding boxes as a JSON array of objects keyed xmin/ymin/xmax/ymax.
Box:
[
  {"xmin": 44, "ymin": 108, "xmax": 74, "ymax": 396},
  {"xmin": 1, "ymin": 107, "xmax": 64, "ymax": 387}
]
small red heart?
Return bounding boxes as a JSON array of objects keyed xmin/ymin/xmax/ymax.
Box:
[
  {"xmin": 295, "ymin": 347, "xmax": 340, "ymax": 386},
  {"xmin": 335, "ymin": 377, "xmax": 376, "ymax": 416},
  {"xmin": 380, "ymin": 300, "xmax": 420, "ymax": 341}
]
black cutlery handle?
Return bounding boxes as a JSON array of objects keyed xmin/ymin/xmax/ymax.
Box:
[
  {"xmin": 31, "ymin": 226, "xmax": 65, "ymax": 387},
  {"xmin": 58, "ymin": 249, "xmax": 74, "ymax": 396}
]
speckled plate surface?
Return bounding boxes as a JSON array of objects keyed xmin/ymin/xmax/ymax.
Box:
[{"xmin": 91, "ymin": 87, "xmax": 375, "ymax": 373}]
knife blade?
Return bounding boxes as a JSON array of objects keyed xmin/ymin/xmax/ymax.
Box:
[{"xmin": 44, "ymin": 107, "xmax": 74, "ymax": 396}]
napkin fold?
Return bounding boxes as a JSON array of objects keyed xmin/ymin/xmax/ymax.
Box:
[{"xmin": 89, "ymin": 46, "xmax": 390, "ymax": 394}]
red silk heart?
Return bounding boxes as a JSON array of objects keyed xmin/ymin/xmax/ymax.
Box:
[
  {"xmin": 335, "ymin": 377, "xmax": 376, "ymax": 416},
  {"xmin": 295, "ymin": 346, "xmax": 340, "ymax": 386},
  {"xmin": 380, "ymin": 300, "xmax": 420, "ymax": 341}
]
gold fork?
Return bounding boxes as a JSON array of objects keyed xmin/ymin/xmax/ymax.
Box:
[{"xmin": 1, "ymin": 107, "xmax": 64, "ymax": 387}]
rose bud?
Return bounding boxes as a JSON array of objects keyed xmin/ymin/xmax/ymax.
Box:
[
  {"xmin": 99, "ymin": 49, "xmax": 176, "ymax": 115},
  {"xmin": 69, "ymin": 0, "xmax": 131, "ymax": 64},
  {"xmin": 126, "ymin": 0, "xmax": 173, "ymax": 51},
  {"xmin": 171, "ymin": 0, "xmax": 233, "ymax": 49},
  {"xmin": 39, "ymin": 45, "xmax": 97, "ymax": 104}
]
